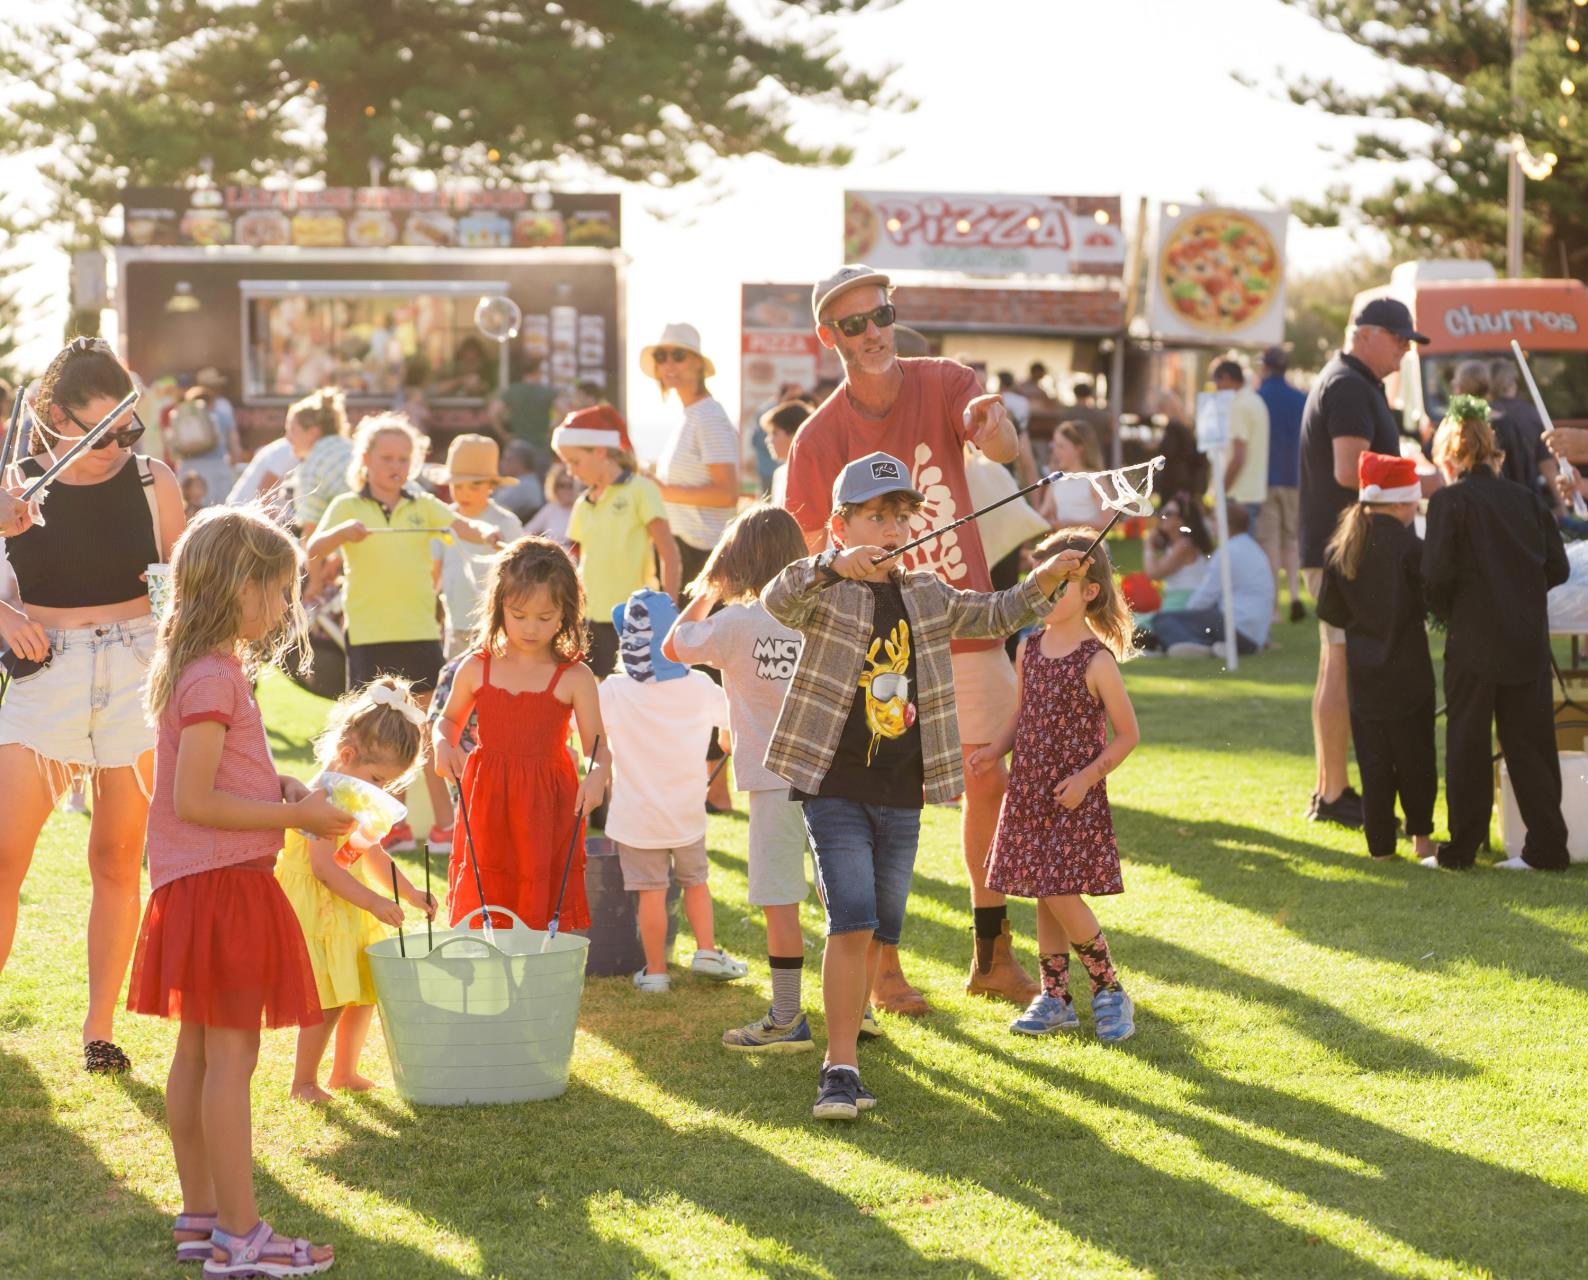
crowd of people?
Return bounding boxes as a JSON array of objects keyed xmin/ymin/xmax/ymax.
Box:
[{"xmin": 0, "ymin": 260, "xmax": 1579, "ymax": 1272}]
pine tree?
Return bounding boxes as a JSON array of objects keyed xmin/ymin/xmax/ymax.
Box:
[
  {"xmin": 0, "ymin": 1, "xmax": 898, "ymax": 241},
  {"xmin": 1272, "ymin": 0, "xmax": 1588, "ymax": 277}
]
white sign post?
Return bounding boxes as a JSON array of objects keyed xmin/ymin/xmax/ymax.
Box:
[{"xmin": 1195, "ymin": 390, "xmax": 1239, "ymax": 673}]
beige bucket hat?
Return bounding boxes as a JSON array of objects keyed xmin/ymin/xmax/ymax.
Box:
[
  {"xmin": 639, "ymin": 322, "xmax": 716, "ymax": 380},
  {"xmin": 443, "ymin": 433, "xmax": 509, "ymax": 486}
]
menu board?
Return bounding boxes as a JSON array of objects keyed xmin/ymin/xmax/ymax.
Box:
[
  {"xmin": 121, "ymin": 187, "xmax": 621, "ymax": 251},
  {"xmin": 740, "ymin": 285, "xmax": 823, "ymax": 435}
]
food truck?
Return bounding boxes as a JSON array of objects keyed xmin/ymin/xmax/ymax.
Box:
[
  {"xmin": 113, "ymin": 185, "xmax": 626, "ymax": 448},
  {"xmin": 1353, "ymin": 260, "xmax": 1588, "ymax": 431}
]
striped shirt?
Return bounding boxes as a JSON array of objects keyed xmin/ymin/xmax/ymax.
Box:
[
  {"xmin": 656, "ymin": 395, "xmax": 739, "ymax": 551},
  {"xmin": 292, "ymin": 434, "xmax": 354, "ymax": 529}
]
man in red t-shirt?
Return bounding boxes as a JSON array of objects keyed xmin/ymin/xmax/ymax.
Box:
[{"xmin": 781, "ymin": 264, "xmax": 1041, "ymax": 1014}]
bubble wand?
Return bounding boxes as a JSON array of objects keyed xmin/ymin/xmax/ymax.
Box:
[
  {"xmin": 1510, "ymin": 339, "xmax": 1588, "ymax": 519},
  {"xmin": 389, "ymin": 861, "xmax": 406, "ymax": 958},
  {"xmin": 421, "ymin": 841, "xmax": 433, "ymax": 954},
  {"xmin": 455, "ymin": 782, "xmax": 496, "ymax": 947},
  {"xmin": 0, "ymin": 381, "xmax": 27, "ymax": 477},
  {"xmin": 20, "ymin": 389, "xmax": 141, "ymax": 502},
  {"xmin": 542, "ymin": 735, "xmax": 601, "ymax": 953}
]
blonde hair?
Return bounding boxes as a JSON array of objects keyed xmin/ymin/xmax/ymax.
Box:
[
  {"xmin": 474, "ymin": 535, "xmax": 588, "ymax": 662},
  {"xmin": 348, "ymin": 411, "xmax": 428, "ymax": 490},
  {"xmin": 688, "ymin": 502, "xmax": 808, "ymax": 602},
  {"xmin": 145, "ymin": 506, "xmax": 307, "ymax": 719},
  {"xmin": 1433, "ymin": 408, "xmax": 1503, "ymax": 478},
  {"xmin": 1057, "ymin": 420, "xmax": 1104, "ymax": 472},
  {"xmin": 1033, "ymin": 527, "xmax": 1134, "ymax": 660},
  {"xmin": 314, "ymin": 675, "xmax": 427, "ymax": 793},
  {"xmin": 1325, "ymin": 502, "xmax": 1403, "ymax": 581},
  {"xmin": 287, "ymin": 387, "xmax": 349, "ymax": 440}
]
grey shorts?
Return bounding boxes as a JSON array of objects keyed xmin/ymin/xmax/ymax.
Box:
[
  {"xmin": 616, "ymin": 838, "xmax": 710, "ymax": 891},
  {"xmin": 747, "ymin": 788, "xmax": 810, "ymax": 907}
]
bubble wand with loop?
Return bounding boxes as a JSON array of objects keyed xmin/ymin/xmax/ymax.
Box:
[
  {"xmin": 20, "ymin": 389, "xmax": 141, "ymax": 504},
  {"xmin": 1510, "ymin": 339, "xmax": 1588, "ymax": 518}
]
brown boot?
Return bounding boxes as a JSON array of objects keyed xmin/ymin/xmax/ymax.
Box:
[
  {"xmin": 965, "ymin": 921, "xmax": 1040, "ymax": 1004},
  {"xmin": 870, "ymin": 943, "xmax": 929, "ymax": 1017}
]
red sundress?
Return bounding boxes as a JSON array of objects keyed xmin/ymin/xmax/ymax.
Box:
[
  {"xmin": 985, "ymin": 635, "xmax": 1124, "ymax": 899},
  {"xmin": 447, "ymin": 653, "xmax": 589, "ymax": 931}
]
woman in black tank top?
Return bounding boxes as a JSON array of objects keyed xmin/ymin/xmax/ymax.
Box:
[{"xmin": 0, "ymin": 339, "xmax": 185, "ymax": 1075}]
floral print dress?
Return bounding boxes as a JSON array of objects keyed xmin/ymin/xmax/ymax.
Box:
[{"xmin": 986, "ymin": 635, "xmax": 1123, "ymax": 898}]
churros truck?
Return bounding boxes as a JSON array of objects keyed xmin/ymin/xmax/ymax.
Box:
[{"xmin": 112, "ymin": 184, "xmax": 627, "ymax": 449}]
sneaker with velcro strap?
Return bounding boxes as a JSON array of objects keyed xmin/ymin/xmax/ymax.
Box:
[{"xmin": 722, "ymin": 1010, "xmax": 815, "ymax": 1053}]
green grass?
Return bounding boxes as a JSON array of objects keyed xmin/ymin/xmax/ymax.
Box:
[{"xmin": 4, "ymin": 601, "xmax": 1588, "ymax": 1278}]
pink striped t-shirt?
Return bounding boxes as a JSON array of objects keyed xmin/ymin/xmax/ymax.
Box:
[{"xmin": 145, "ymin": 652, "xmax": 286, "ymax": 890}]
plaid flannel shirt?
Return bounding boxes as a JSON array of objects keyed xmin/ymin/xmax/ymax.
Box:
[{"xmin": 762, "ymin": 557, "xmax": 1051, "ymax": 804}]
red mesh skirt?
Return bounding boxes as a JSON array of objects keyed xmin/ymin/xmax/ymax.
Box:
[{"xmin": 127, "ymin": 861, "xmax": 322, "ymax": 1030}]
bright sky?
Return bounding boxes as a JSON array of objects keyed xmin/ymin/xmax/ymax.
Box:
[{"xmin": 6, "ymin": 0, "xmax": 1414, "ymax": 443}]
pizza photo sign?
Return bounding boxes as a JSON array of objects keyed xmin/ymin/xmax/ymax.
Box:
[{"xmin": 1147, "ymin": 204, "xmax": 1288, "ymax": 346}]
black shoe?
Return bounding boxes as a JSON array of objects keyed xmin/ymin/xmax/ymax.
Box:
[
  {"xmin": 812, "ymin": 1065, "xmax": 860, "ymax": 1121},
  {"xmin": 1303, "ymin": 792, "xmax": 1320, "ymax": 819},
  {"xmin": 1312, "ymin": 789, "xmax": 1364, "ymax": 829},
  {"xmin": 1290, "ymin": 599, "xmax": 1307, "ymax": 623}
]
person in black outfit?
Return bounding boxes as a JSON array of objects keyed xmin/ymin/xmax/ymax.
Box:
[
  {"xmin": 1315, "ymin": 452, "xmax": 1436, "ymax": 861},
  {"xmin": 1422, "ymin": 398, "xmax": 1571, "ymax": 871}
]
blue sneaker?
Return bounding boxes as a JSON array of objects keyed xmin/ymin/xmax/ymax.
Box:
[
  {"xmin": 722, "ymin": 1010, "xmax": 816, "ymax": 1054},
  {"xmin": 1010, "ymin": 993, "xmax": 1079, "ymax": 1035},
  {"xmin": 1091, "ymin": 988, "xmax": 1135, "ymax": 1043},
  {"xmin": 812, "ymin": 1065, "xmax": 860, "ymax": 1121},
  {"xmin": 854, "ymin": 1079, "xmax": 877, "ymax": 1112}
]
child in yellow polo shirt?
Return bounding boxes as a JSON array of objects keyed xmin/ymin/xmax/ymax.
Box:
[
  {"xmin": 307, "ymin": 412, "xmax": 503, "ymax": 851},
  {"xmin": 556, "ymin": 406, "xmax": 681, "ymax": 677}
]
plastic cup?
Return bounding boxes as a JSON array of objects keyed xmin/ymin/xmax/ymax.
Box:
[{"xmin": 146, "ymin": 563, "xmax": 172, "ymax": 617}]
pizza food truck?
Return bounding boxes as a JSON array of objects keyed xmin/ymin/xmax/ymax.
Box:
[
  {"xmin": 112, "ymin": 185, "xmax": 626, "ymax": 450},
  {"xmin": 1354, "ymin": 260, "xmax": 1588, "ymax": 431}
]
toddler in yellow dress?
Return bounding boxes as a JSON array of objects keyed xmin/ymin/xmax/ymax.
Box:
[{"xmin": 276, "ymin": 676, "xmax": 436, "ymax": 1102}]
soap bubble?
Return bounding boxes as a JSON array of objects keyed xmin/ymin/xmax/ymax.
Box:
[{"xmin": 474, "ymin": 295, "xmax": 522, "ymax": 343}]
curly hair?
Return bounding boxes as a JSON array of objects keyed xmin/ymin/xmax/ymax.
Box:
[
  {"xmin": 287, "ymin": 387, "xmax": 350, "ymax": 440},
  {"xmin": 473, "ymin": 535, "xmax": 588, "ymax": 662}
]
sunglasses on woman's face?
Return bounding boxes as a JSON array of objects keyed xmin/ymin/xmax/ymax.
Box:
[
  {"xmin": 828, "ymin": 304, "xmax": 897, "ymax": 339},
  {"xmin": 61, "ymin": 405, "xmax": 147, "ymax": 450},
  {"xmin": 652, "ymin": 348, "xmax": 694, "ymax": 364}
]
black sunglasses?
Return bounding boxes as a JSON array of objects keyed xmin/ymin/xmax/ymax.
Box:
[
  {"xmin": 829, "ymin": 304, "xmax": 897, "ymax": 339},
  {"xmin": 61, "ymin": 405, "xmax": 147, "ymax": 450},
  {"xmin": 652, "ymin": 347, "xmax": 694, "ymax": 364}
]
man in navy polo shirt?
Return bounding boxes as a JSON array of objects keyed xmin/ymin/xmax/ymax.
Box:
[{"xmin": 1256, "ymin": 346, "xmax": 1309, "ymax": 624}]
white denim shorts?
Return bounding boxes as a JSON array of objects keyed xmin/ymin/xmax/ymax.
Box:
[
  {"xmin": 747, "ymin": 788, "xmax": 811, "ymax": 907},
  {"xmin": 0, "ymin": 615, "xmax": 158, "ymax": 779}
]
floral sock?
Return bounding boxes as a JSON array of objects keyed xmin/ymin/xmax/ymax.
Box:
[
  {"xmin": 1072, "ymin": 931, "xmax": 1122, "ymax": 994},
  {"xmin": 1038, "ymin": 952, "xmax": 1071, "ymax": 1005}
]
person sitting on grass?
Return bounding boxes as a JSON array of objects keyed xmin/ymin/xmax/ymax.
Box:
[
  {"xmin": 762, "ymin": 451, "xmax": 1088, "ymax": 1122},
  {"xmin": 1136, "ymin": 501, "xmax": 1274, "ymax": 660},
  {"xmin": 599, "ymin": 587, "xmax": 746, "ymax": 993}
]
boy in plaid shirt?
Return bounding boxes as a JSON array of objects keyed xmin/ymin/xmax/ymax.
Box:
[{"xmin": 762, "ymin": 451, "xmax": 1086, "ymax": 1120}]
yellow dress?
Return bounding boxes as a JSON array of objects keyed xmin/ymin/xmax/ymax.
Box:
[{"xmin": 276, "ymin": 829, "xmax": 386, "ymax": 1009}]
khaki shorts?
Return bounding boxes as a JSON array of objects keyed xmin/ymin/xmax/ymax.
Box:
[
  {"xmin": 1302, "ymin": 569, "xmax": 1345, "ymax": 645},
  {"xmin": 616, "ymin": 837, "xmax": 710, "ymax": 891},
  {"xmin": 747, "ymin": 788, "xmax": 810, "ymax": 906},
  {"xmin": 951, "ymin": 645, "xmax": 1018, "ymax": 746},
  {"xmin": 1256, "ymin": 486, "xmax": 1300, "ymax": 554}
]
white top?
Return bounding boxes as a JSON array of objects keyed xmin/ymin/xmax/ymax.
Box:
[
  {"xmin": 226, "ymin": 436, "xmax": 299, "ymax": 517},
  {"xmin": 524, "ymin": 500, "xmax": 573, "ymax": 549},
  {"xmin": 431, "ymin": 502, "xmax": 523, "ymax": 636},
  {"xmin": 1047, "ymin": 476, "xmax": 1108, "ymax": 529},
  {"xmin": 656, "ymin": 395, "xmax": 739, "ymax": 552},
  {"xmin": 1185, "ymin": 532, "xmax": 1276, "ymax": 648},
  {"xmin": 770, "ymin": 462, "xmax": 788, "ymax": 509},
  {"xmin": 1160, "ymin": 555, "xmax": 1211, "ymax": 600},
  {"xmin": 598, "ymin": 670, "xmax": 729, "ymax": 848}
]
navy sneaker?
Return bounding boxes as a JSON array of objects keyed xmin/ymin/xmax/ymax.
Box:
[
  {"xmin": 1091, "ymin": 988, "xmax": 1136, "ymax": 1043},
  {"xmin": 812, "ymin": 1065, "xmax": 860, "ymax": 1121},
  {"xmin": 854, "ymin": 1079, "xmax": 877, "ymax": 1112},
  {"xmin": 722, "ymin": 1010, "xmax": 815, "ymax": 1054},
  {"xmin": 1010, "ymin": 993, "xmax": 1080, "ymax": 1036}
]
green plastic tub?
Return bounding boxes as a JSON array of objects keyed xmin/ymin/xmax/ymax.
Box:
[{"xmin": 366, "ymin": 907, "xmax": 589, "ymax": 1105}]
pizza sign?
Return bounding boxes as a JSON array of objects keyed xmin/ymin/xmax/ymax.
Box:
[
  {"xmin": 844, "ymin": 191, "xmax": 1124, "ymax": 278},
  {"xmin": 1147, "ymin": 203, "xmax": 1288, "ymax": 346}
]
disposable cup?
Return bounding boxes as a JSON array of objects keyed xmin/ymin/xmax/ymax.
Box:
[{"xmin": 146, "ymin": 563, "xmax": 172, "ymax": 617}]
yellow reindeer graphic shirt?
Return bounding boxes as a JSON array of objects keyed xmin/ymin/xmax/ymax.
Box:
[{"xmin": 791, "ymin": 579, "xmax": 924, "ymax": 808}]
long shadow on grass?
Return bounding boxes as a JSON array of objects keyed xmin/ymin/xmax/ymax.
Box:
[
  {"xmin": 302, "ymin": 1064, "xmax": 986, "ymax": 1279},
  {"xmin": 112, "ymin": 1072, "xmax": 444, "ymax": 1277},
  {"xmin": 1114, "ymin": 804, "xmax": 1588, "ymax": 996},
  {"xmin": 905, "ymin": 997, "xmax": 1586, "ymax": 1279}
]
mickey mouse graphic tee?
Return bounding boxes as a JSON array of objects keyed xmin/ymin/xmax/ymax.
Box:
[{"xmin": 790, "ymin": 580, "xmax": 924, "ymax": 809}]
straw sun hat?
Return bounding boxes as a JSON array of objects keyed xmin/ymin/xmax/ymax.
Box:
[
  {"xmin": 639, "ymin": 322, "xmax": 716, "ymax": 380},
  {"xmin": 442, "ymin": 434, "xmax": 509, "ymax": 486}
]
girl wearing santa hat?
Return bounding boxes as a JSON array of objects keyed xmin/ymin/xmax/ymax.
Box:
[
  {"xmin": 554, "ymin": 405, "xmax": 681, "ymax": 679},
  {"xmin": 1316, "ymin": 452, "xmax": 1437, "ymax": 861}
]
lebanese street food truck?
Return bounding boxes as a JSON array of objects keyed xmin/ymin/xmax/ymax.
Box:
[{"xmin": 114, "ymin": 185, "xmax": 626, "ymax": 448}]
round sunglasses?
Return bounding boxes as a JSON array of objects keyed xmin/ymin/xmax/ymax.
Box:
[{"xmin": 828, "ymin": 304, "xmax": 897, "ymax": 339}]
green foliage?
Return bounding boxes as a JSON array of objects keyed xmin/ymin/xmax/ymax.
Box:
[
  {"xmin": 1273, "ymin": 0, "xmax": 1588, "ymax": 277},
  {"xmin": 0, "ymin": 0, "xmax": 901, "ymax": 242}
]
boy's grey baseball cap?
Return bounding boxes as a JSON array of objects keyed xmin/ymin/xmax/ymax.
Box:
[{"xmin": 831, "ymin": 451, "xmax": 924, "ymax": 508}]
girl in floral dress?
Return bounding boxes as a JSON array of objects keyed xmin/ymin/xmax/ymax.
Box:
[{"xmin": 972, "ymin": 528, "xmax": 1141, "ymax": 1042}]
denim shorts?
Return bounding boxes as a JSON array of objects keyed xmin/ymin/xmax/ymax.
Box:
[
  {"xmin": 0, "ymin": 615, "xmax": 158, "ymax": 777},
  {"xmin": 800, "ymin": 796, "xmax": 921, "ymax": 945}
]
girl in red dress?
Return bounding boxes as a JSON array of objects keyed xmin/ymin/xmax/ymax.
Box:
[
  {"xmin": 127, "ymin": 508, "xmax": 354, "ymax": 1273},
  {"xmin": 433, "ymin": 536, "xmax": 611, "ymax": 930},
  {"xmin": 974, "ymin": 529, "xmax": 1141, "ymax": 1043}
]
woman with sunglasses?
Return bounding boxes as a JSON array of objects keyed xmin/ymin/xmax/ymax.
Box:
[{"xmin": 0, "ymin": 338, "xmax": 186, "ymax": 1074}]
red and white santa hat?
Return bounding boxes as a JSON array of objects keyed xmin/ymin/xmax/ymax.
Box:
[
  {"xmin": 552, "ymin": 404, "xmax": 632, "ymax": 456},
  {"xmin": 1357, "ymin": 451, "xmax": 1420, "ymax": 504}
]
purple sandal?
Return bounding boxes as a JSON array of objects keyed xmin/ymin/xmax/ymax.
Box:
[
  {"xmin": 174, "ymin": 1212, "xmax": 217, "ymax": 1263},
  {"xmin": 202, "ymin": 1221, "xmax": 334, "ymax": 1278}
]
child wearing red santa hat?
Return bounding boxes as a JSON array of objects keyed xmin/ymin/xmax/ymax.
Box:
[
  {"xmin": 1315, "ymin": 452, "xmax": 1438, "ymax": 861},
  {"xmin": 554, "ymin": 405, "xmax": 682, "ymax": 680}
]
